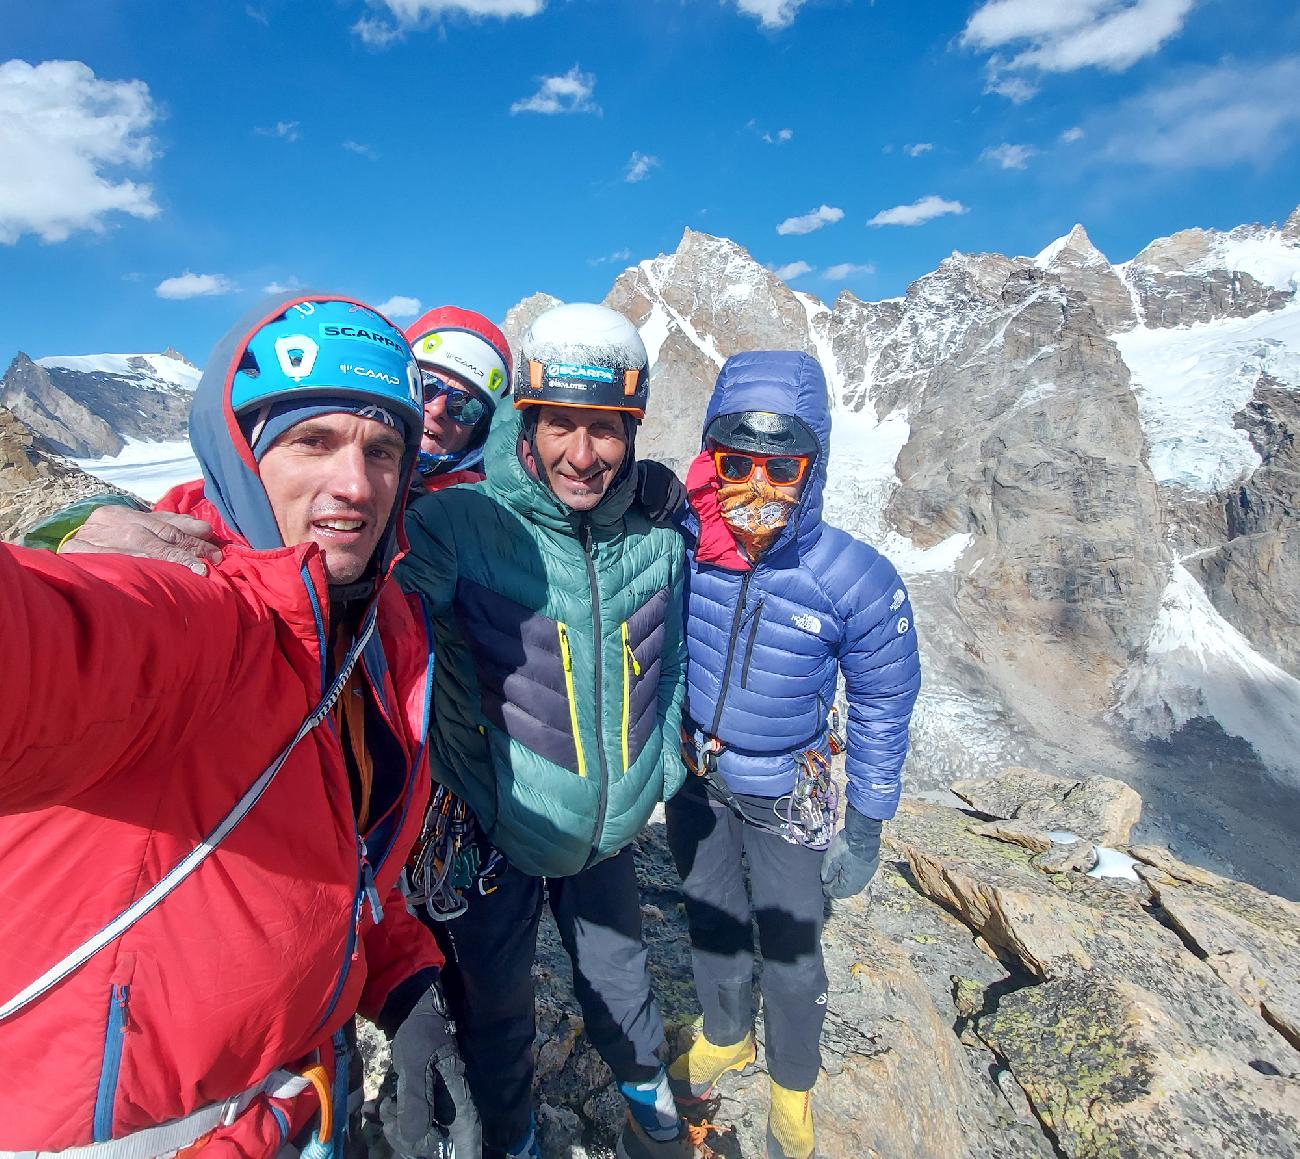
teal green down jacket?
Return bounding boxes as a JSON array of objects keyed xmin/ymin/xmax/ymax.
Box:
[{"xmin": 397, "ymin": 405, "xmax": 687, "ymax": 878}]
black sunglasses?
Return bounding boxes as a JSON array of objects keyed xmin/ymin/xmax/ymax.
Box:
[{"xmin": 421, "ymin": 371, "xmax": 487, "ymax": 427}]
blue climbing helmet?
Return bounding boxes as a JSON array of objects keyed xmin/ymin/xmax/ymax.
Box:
[{"xmin": 230, "ymin": 297, "xmax": 424, "ymax": 452}]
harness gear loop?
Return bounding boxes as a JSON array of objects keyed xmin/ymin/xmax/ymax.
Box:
[{"xmin": 407, "ymin": 785, "xmax": 501, "ymax": 919}]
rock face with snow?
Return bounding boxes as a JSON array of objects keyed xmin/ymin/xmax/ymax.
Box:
[
  {"xmin": 1186, "ymin": 376, "xmax": 1300, "ymax": 674},
  {"xmin": 1035, "ymin": 223, "xmax": 1137, "ymax": 332},
  {"xmin": 1122, "ymin": 225, "xmax": 1295, "ymax": 329},
  {"xmin": 0, "ymin": 406, "xmax": 129, "ymax": 541},
  {"xmin": 0, "ymin": 350, "xmax": 197, "ymax": 458}
]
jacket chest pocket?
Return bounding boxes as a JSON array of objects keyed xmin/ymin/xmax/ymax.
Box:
[{"xmin": 456, "ymin": 578, "xmax": 585, "ymax": 777}]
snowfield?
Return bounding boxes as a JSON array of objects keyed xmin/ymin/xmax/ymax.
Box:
[
  {"xmin": 1113, "ymin": 300, "xmax": 1300, "ymax": 492},
  {"xmin": 1118, "ymin": 564, "xmax": 1300, "ymax": 788},
  {"xmin": 76, "ymin": 438, "xmax": 199, "ymax": 502}
]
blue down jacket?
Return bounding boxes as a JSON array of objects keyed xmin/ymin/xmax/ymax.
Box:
[{"xmin": 682, "ymin": 351, "xmax": 921, "ymax": 819}]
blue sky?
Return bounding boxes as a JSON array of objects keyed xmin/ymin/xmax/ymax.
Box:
[{"xmin": 2, "ymin": 0, "xmax": 1299, "ymax": 365}]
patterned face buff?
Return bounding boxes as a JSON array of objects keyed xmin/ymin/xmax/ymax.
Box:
[{"xmin": 717, "ymin": 475, "xmax": 800, "ymax": 560}]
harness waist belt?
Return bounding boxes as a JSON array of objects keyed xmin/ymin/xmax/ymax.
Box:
[{"xmin": 0, "ymin": 1070, "xmax": 310, "ymax": 1159}]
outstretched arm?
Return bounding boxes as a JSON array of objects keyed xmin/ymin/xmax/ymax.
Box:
[{"xmin": 0, "ymin": 541, "xmax": 251, "ymax": 813}]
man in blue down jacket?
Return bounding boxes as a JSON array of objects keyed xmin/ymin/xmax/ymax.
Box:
[{"xmin": 666, "ymin": 351, "xmax": 921, "ymax": 1159}]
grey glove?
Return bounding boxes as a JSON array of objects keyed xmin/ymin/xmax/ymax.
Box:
[
  {"xmin": 820, "ymin": 806, "xmax": 883, "ymax": 899},
  {"xmin": 381, "ymin": 975, "xmax": 481, "ymax": 1159},
  {"xmin": 635, "ymin": 459, "xmax": 687, "ymax": 525}
]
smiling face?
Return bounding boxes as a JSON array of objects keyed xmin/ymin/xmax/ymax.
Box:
[
  {"xmin": 530, "ymin": 404, "xmax": 629, "ymax": 511},
  {"xmin": 420, "ymin": 366, "xmax": 481, "ymax": 457},
  {"xmin": 257, "ymin": 412, "xmax": 406, "ymax": 585}
]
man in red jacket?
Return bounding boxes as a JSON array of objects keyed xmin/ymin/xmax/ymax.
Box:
[{"xmin": 0, "ymin": 293, "xmax": 476, "ymax": 1158}]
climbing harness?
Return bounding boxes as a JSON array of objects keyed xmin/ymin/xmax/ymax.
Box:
[
  {"xmin": 407, "ymin": 786, "xmax": 502, "ymax": 920},
  {"xmin": 683, "ymin": 729, "xmax": 839, "ymax": 850}
]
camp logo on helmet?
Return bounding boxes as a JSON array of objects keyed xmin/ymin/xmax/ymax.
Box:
[
  {"xmin": 275, "ymin": 335, "xmax": 319, "ymax": 381},
  {"xmin": 548, "ymin": 362, "xmax": 617, "ymax": 384},
  {"xmin": 339, "ymin": 362, "xmax": 402, "ymax": 387},
  {"xmin": 321, "ymin": 323, "xmax": 405, "ymax": 353}
]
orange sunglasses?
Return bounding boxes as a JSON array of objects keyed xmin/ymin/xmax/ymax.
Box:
[{"xmin": 712, "ymin": 449, "xmax": 811, "ymax": 486}]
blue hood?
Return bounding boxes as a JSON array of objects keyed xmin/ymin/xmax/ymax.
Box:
[
  {"xmin": 189, "ymin": 291, "xmax": 421, "ymax": 575},
  {"xmin": 700, "ymin": 350, "xmax": 831, "ymax": 556}
]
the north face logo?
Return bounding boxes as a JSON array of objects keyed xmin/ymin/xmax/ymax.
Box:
[{"xmin": 791, "ymin": 613, "xmax": 822, "ymax": 633}]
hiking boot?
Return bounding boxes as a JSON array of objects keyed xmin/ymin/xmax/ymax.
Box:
[
  {"xmin": 667, "ymin": 1030, "xmax": 757, "ymax": 1102},
  {"xmin": 615, "ymin": 1113, "xmax": 700, "ymax": 1158},
  {"xmin": 766, "ymin": 1080, "xmax": 816, "ymax": 1159}
]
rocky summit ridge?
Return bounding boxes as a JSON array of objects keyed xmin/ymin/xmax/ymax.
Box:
[{"xmin": 356, "ymin": 765, "xmax": 1300, "ymax": 1158}]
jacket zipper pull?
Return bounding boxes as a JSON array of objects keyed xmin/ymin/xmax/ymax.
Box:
[{"xmin": 361, "ymin": 844, "xmax": 384, "ymax": 924}]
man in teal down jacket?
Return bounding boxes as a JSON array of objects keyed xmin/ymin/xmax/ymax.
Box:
[{"xmin": 396, "ymin": 302, "xmax": 694, "ymax": 1159}]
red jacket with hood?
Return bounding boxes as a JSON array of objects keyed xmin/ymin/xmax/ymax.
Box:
[{"xmin": 0, "ymin": 293, "xmax": 441, "ymax": 1155}]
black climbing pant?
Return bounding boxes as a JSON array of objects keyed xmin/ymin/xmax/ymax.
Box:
[
  {"xmin": 665, "ymin": 775, "xmax": 829, "ymax": 1091},
  {"xmin": 423, "ymin": 844, "xmax": 667, "ymax": 1157}
]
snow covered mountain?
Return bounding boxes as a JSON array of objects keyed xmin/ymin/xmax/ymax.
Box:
[
  {"xmin": 0, "ymin": 348, "xmax": 198, "ymax": 460},
  {"xmin": 589, "ymin": 209, "xmax": 1300, "ymax": 893}
]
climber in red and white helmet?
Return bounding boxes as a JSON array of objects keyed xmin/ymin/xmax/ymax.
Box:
[{"xmin": 403, "ymin": 306, "xmax": 512, "ymax": 491}]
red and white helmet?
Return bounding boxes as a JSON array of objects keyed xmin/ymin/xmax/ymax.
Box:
[{"xmin": 403, "ymin": 306, "xmax": 512, "ymax": 410}]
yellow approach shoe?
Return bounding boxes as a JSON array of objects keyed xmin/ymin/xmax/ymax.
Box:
[
  {"xmin": 766, "ymin": 1081, "xmax": 816, "ymax": 1159},
  {"xmin": 667, "ymin": 1030, "xmax": 757, "ymax": 1102}
]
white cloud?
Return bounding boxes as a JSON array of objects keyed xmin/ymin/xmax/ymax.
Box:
[
  {"xmin": 1100, "ymin": 55, "xmax": 1300, "ymax": 169},
  {"xmin": 769, "ymin": 260, "xmax": 813, "ymax": 280},
  {"xmin": 987, "ymin": 74, "xmax": 1039, "ymax": 102},
  {"xmin": 375, "ymin": 295, "xmax": 422, "ymax": 319},
  {"xmin": 823, "ymin": 262, "xmax": 875, "ymax": 280},
  {"xmin": 868, "ymin": 195, "xmax": 968, "ymax": 227},
  {"xmin": 904, "ymin": 142, "xmax": 933, "ymax": 157},
  {"xmin": 0, "ymin": 59, "xmax": 159, "ymax": 245},
  {"xmin": 982, "ymin": 142, "xmax": 1037, "ymax": 169},
  {"xmin": 589, "ymin": 247, "xmax": 633, "ymax": 266},
  {"xmin": 156, "ymin": 272, "xmax": 237, "ymax": 300},
  {"xmin": 510, "ymin": 66, "xmax": 599, "ymax": 115},
  {"xmin": 763, "ymin": 128, "xmax": 794, "ymax": 144},
  {"xmin": 963, "ymin": 0, "xmax": 1195, "ymax": 96},
  {"xmin": 262, "ymin": 279, "xmax": 301, "ymax": 296},
  {"xmin": 732, "ymin": 0, "xmax": 808, "ymax": 29},
  {"xmin": 624, "ymin": 151, "xmax": 659, "ymax": 182},
  {"xmin": 256, "ymin": 120, "xmax": 300, "ymax": 142},
  {"xmin": 246, "ymin": 6, "xmax": 270, "ymax": 25},
  {"xmin": 343, "ymin": 139, "xmax": 379, "ymax": 160},
  {"xmin": 776, "ymin": 204, "xmax": 844, "ymax": 236},
  {"xmin": 1061, "ymin": 125, "xmax": 1086, "ymax": 142},
  {"xmin": 354, "ymin": 0, "xmax": 544, "ymax": 44}
]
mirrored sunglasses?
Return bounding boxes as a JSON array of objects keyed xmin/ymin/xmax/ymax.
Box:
[
  {"xmin": 712, "ymin": 449, "xmax": 810, "ymax": 486},
  {"xmin": 421, "ymin": 371, "xmax": 487, "ymax": 427}
]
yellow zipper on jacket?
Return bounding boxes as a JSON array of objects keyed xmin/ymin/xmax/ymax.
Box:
[
  {"xmin": 621, "ymin": 621, "xmax": 642, "ymax": 772},
  {"xmin": 557, "ymin": 622, "xmax": 587, "ymax": 778}
]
